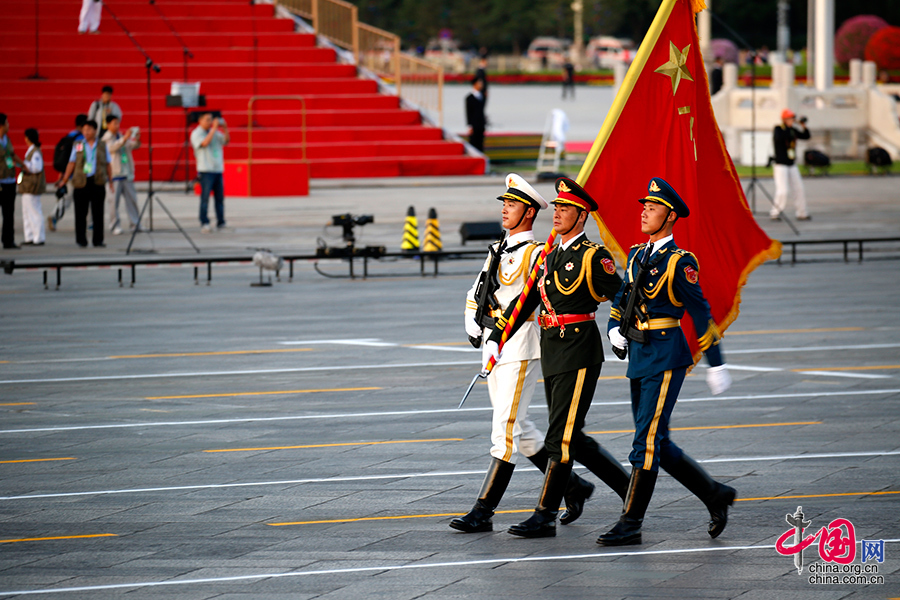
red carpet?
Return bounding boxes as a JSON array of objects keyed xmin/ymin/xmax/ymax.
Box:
[{"xmin": 4, "ymin": 0, "xmax": 485, "ymax": 182}]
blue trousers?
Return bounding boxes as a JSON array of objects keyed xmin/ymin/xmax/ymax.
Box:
[
  {"xmin": 628, "ymin": 367, "xmax": 687, "ymax": 472},
  {"xmin": 198, "ymin": 172, "xmax": 225, "ymax": 226}
]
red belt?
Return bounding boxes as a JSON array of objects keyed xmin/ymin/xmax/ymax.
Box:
[{"xmin": 538, "ymin": 312, "xmax": 595, "ymax": 330}]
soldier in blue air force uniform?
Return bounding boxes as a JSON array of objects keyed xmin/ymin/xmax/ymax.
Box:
[{"xmin": 597, "ymin": 177, "xmax": 736, "ymax": 546}]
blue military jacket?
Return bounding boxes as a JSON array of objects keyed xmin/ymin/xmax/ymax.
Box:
[{"xmin": 608, "ymin": 239, "xmax": 724, "ymax": 379}]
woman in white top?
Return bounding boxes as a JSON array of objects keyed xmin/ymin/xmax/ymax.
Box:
[{"xmin": 20, "ymin": 129, "xmax": 46, "ymax": 245}]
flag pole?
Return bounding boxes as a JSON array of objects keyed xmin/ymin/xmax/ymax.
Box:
[{"xmin": 458, "ymin": 228, "xmax": 558, "ymax": 408}]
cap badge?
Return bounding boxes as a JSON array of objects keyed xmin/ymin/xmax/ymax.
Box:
[
  {"xmin": 564, "ymin": 262, "xmax": 574, "ymax": 271},
  {"xmin": 508, "ymin": 177, "xmax": 518, "ymax": 188},
  {"xmin": 557, "ymin": 180, "xmax": 571, "ymax": 193},
  {"xmin": 649, "ymin": 180, "xmax": 662, "ymax": 192}
]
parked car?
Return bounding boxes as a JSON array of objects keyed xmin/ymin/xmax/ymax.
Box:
[
  {"xmin": 527, "ymin": 37, "xmax": 569, "ymax": 69},
  {"xmin": 424, "ymin": 38, "xmax": 467, "ymax": 73},
  {"xmin": 586, "ymin": 36, "xmax": 635, "ymax": 68}
]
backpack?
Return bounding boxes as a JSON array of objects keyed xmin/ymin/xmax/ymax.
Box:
[
  {"xmin": 867, "ymin": 146, "xmax": 892, "ymax": 167},
  {"xmin": 804, "ymin": 149, "xmax": 830, "ymax": 167},
  {"xmin": 53, "ymin": 133, "xmax": 77, "ymax": 173}
]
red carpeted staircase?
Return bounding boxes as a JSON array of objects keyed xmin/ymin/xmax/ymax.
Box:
[{"xmin": 3, "ymin": 0, "xmax": 485, "ymax": 187}]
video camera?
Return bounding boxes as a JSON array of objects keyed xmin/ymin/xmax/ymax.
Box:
[
  {"xmin": 316, "ymin": 213, "xmax": 382, "ymax": 259},
  {"xmin": 331, "ymin": 213, "xmax": 374, "ymax": 245}
]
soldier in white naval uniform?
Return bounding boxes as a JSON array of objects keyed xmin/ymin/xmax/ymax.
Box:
[{"xmin": 450, "ymin": 174, "xmax": 594, "ymax": 533}]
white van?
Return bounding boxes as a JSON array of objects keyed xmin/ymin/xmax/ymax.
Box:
[
  {"xmin": 527, "ymin": 37, "xmax": 569, "ymax": 69},
  {"xmin": 586, "ymin": 36, "xmax": 635, "ymax": 68}
]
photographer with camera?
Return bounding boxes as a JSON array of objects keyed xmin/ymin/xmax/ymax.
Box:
[
  {"xmin": 190, "ymin": 112, "xmax": 230, "ymax": 233},
  {"xmin": 771, "ymin": 109, "xmax": 811, "ymax": 221}
]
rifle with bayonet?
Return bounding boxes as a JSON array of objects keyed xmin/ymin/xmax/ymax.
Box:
[
  {"xmin": 612, "ymin": 243, "xmax": 653, "ymax": 360},
  {"xmin": 468, "ymin": 233, "xmax": 507, "ymax": 348}
]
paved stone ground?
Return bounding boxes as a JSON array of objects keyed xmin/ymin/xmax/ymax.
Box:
[{"xmin": 0, "ymin": 175, "xmax": 898, "ymax": 598}]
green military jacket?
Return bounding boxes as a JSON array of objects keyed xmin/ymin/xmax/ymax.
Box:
[
  {"xmin": 490, "ymin": 233, "xmax": 623, "ymax": 377},
  {"xmin": 72, "ymin": 139, "xmax": 109, "ymax": 188}
]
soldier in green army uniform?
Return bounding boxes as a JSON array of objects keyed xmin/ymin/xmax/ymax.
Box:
[{"xmin": 485, "ymin": 177, "xmax": 629, "ymax": 538}]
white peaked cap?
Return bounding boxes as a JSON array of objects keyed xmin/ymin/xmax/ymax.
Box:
[{"xmin": 497, "ymin": 173, "xmax": 548, "ymax": 210}]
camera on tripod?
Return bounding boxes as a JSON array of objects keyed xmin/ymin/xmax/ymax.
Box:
[
  {"xmin": 316, "ymin": 213, "xmax": 384, "ymax": 259},
  {"xmin": 331, "ymin": 213, "xmax": 374, "ymax": 245}
]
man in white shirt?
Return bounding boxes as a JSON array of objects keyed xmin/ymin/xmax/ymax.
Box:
[{"xmin": 451, "ymin": 174, "xmax": 596, "ymax": 534}]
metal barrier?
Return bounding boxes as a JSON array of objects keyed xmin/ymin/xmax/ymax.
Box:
[
  {"xmin": 6, "ymin": 237, "xmax": 899, "ymax": 288},
  {"xmin": 246, "ymin": 95, "xmax": 307, "ymax": 193},
  {"xmin": 357, "ymin": 22, "xmax": 398, "ymax": 83},
  {"xmin": 277, "ymin": 0, "xmax": 443, "ymax": 124},
  {"xmin": 398, "ymin": 54, "xmax": 444, "ymax": 126},
  {"xmin": 1, "ymin": 250, "xmax": 488, "ymax": 289},
  {"xmin": 776, "ymin": 236, "xmax": 900, "ymax": 264}
]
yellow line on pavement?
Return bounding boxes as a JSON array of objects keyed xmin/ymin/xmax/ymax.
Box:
[
  {"xmin": 790, "ymin": 365, "xmax": 900, "ymax": 372},
  {"xmin": 270, "ymin": 509, "xmax": 532, "ymax": 526},
  {"xmin": 270, "ymin": 489, "xmax": 899, "ymax": 527},
  {"xmin": 727, "ymin": 327, "xmax": 864, "ymax": 336},
  {"xmin": 0, "ymin": 402, "xmax": 35, "ymax": 406},
  {"xmin": 0, "ymin": 534, "xmax": 117, "ymax": 544},
  {"xmin": 586, "ymin": 421, "xmax": 821, "ymax": 435},
  {"xmin": 147, "ymin": 386, "xmax": 381, "ymax": 400},
  {"xmin": 737, "ymin": 490, "xmax": 900, "ymax": 502},
  {"xmin": 0, "ymin": 457, "xmax": 76, "ymax": 464},
  {"xmin": 110, "ymin": 349, "xmax": 313, "ymax": 359},
  {"xmin": 205, "ymin": 438, "xmax": 464, "ymax": 453}
]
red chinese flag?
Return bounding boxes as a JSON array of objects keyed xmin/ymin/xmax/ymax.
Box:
[{"xmin": 577, "ymin": 0, "xmax": 782, "ymax": 362}]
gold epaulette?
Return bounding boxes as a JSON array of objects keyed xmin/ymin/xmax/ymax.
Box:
[
  {"xmin": 582, "ymin": 240, "xmax": 603, "ymax": 249},
  {"xmin": 631, "ymin": 243, "xmax": 646, "ymax": 249}
]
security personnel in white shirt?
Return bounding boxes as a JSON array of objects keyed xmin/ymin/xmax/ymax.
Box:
[{"xmin": 451, "ymin": 174, "xmax": 595, "ymax": 533}]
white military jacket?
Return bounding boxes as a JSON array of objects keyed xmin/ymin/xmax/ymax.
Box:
[{"xmin": 465, "ymin": 230, "xmax": 542, "ymax": 365}]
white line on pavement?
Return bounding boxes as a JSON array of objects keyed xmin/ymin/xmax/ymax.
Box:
[
  {"xmin": 1, "ymin": 388, "xmax": 897, "ymax": 435},
  {"xmin": 0, "ymin": 544, "xmax": 778, "ymax": 596},
  {"xmin": 279, "ymin": 338, "xmax": 398, "ymax": 347},
  {"xmin": 2, "ymin": 450, "xmax": 897, "ymax": 501},
  {"xmin": 795, "ymin": 370, "xmax": 892, "ymax": 380},
  {"xmin": 1, "ymin": 540, "xmax": 898, "ymax": 596}
]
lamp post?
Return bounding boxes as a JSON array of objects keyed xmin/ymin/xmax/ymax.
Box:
[{"xmin": 571, "ymin": 0, "xmax": 583, "ymax": 68}]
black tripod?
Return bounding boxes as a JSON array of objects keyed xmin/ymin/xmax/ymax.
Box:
[
  {"xmin": 102, "ymin": 4, "xmax": 199, "ymax": 254},
  {"xmin": 150, "ymin": 0, "xmax": 196, "ymax": 193},
  {"xmin": 711, "ymin": 13, "xmax": 799, "ymax": 236}
]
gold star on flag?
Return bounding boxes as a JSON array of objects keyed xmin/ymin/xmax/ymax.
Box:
[{"xmin": 655, "ymin": 41, "xmax": 693, "ymax": 95}]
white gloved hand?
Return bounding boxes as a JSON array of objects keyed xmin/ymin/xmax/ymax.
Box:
[
  {"xmin": 706, "ymin": 364, "xmax": 732, "ymax": 395},
  {"xmin": 464, "ymin": 312, "xmax": 483, "ymax": 339},
  {"xmin": 608, "ymin": 327, "xmax": 628, "ymax": 351},
  {"xmin": 482, "ymin": 340, "xmax": 501, "ymax": 372}
]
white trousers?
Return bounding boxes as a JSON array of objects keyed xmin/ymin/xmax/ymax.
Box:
[
  {"xmin": 772, "ymin": 164, "xmax": 808, "ymax": 218},
  {"xmin": 486, "ymin": 359, "xmax": 544, "ymax": 463},
  {"xmin": 21, "ymin": 193, "xmax": 45, "ymax": 244},
  {"xmin": 78, "ymin": 0, "xmax": 102, "ymax": 32}
]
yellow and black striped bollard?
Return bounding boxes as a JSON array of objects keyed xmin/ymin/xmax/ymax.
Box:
[
  {"xmin": 401, "ymin": 205, "xmax": 419, "ymax": 252},
  {"xmin": 423, "ymin": 208, "xmax": 442, "ymax": 252}
]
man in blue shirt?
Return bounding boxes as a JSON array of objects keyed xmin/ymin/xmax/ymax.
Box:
[
  {"xmin": 57, "ymin": 120, "xmax": 112, "ymax": 248},
  {"xmin": 0, "ymin": 113, "xmax": 25, "ymax": 249}
]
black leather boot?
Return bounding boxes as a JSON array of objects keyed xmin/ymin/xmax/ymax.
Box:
[
  {"xmin": 450, "ymin": 458, "xmax": 515, "ymax": 533},
  {"xmin": 575, "ymin": 438, "xmax": 629, "ymax": 501},
  {"xmin": 596, "ymin": 467, "xmax": 657, "ymax": 546},
  {"xmin": 663, "ymin": 453, "xmax": 736, "ymax": 538},
  {"xmin": 526, "ymin": 447, "xmax": 550, "ymax": 472},
  {"xmin": 528, "ymin": 448, "xmax": 595, "ymax": 525},
  {"xmin": 508, "ymin": 459, "xmax": 571, "ymax": 538}
]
